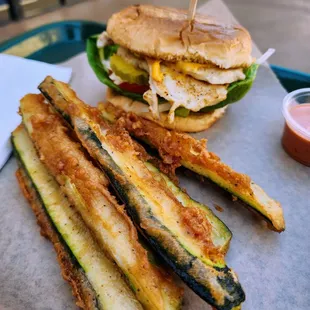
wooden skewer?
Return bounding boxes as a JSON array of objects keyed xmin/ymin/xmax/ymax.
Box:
[{"xmin": 187, "ymin": 0, "xmax": 198, "ymax": 24}]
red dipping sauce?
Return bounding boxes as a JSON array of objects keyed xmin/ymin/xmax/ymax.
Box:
[{"xmin": 282, "ymin": 89, "xmax": 310, "ymax": 166}]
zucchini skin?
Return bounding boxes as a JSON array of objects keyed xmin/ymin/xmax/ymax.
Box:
[{"xmin": 38, "ymin": 77, "xmax": 246, "ymax": 310}]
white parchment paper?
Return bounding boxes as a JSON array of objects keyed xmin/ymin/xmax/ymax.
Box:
[{"xmin": 1, "ymin": 1, "xmax": 309, "ymax": 309}]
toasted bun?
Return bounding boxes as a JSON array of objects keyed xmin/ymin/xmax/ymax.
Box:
[
  {"xmin": 105, "ymin": 89, "xmax": 226, "ymax": 132},
  {"xmin": 107, "ymin": 5, "xmax": 252, "ymax": 69}
]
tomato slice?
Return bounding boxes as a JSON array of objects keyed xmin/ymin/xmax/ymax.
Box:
[{"xmin": 118, "ymin": 82, "xmax": 149, "ymax": 94}]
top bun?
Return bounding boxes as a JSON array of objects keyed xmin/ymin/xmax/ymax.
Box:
[{"xmin": 107, "ymin": 5, "xmax": 253, "ymax": 69}]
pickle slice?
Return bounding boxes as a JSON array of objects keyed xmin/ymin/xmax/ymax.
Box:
[
  {"xmin": 110, "ymin": 54, "xmax": 149, "ymax": 85},
  {"xmin": 175, "ymin": 107, "xmax": 190, "ymax": 117}
]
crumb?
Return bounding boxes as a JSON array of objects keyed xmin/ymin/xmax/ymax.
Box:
[
  {"xmin": 198, "ymin": 174, "xmax": 205, "ymax": 183},
  {"xmin": 232, "ymin": 195, "xmax": 238, "ymax": 201},
  {"xmin": 214, "ymin": 204, "xmax": 224, "ymax": 212}
]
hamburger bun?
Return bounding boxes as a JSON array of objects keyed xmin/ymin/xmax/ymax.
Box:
[
  {"xmin": 107, "ymin": 5, "xmax": 252, "ymax": 69},
  {"xmin": 104, "ymin": 89, "xmax": 226, "ymax": 132}
]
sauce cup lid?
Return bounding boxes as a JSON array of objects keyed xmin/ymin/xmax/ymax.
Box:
[{"xmin": 282, "ymin": 88, "xmax": 310, "ymax": 140}]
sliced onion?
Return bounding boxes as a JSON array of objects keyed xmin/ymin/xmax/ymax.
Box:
[
  {"xmin": 158, "ymin": 103, "xmax": 172, "ymax": 112},
  {"xmin": 136, "ymin": 102, "xmax": 171, "ymax": 113}
]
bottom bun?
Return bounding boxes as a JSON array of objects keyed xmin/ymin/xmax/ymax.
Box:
[{"xmin": 105, "ymin": 89, "xmax": 227, "ymax": 132}]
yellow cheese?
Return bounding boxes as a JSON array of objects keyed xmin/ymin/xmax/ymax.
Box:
[
  {"xmin": 150, "ymin": 60, "xmax": 164, "ymax": 82},
  {"xmin": 175, "ymin": 61, "xmax": 214, "ymax": 73}
]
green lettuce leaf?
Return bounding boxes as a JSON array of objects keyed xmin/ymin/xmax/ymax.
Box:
[
  {"xmin": 104, "ymin": 44, "xmax": 119, "ymax": 60},
  {"xmin": 86, "ymin": 34, "xmax": 258, "ymax": 115}
]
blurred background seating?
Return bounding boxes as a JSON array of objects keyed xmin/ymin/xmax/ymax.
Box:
[
  {"xmin": 0, "ymin": 0, "xmax": 85, "ymax": 25},
  {"xmin": 0, "ymin": 0, "xmax": 309, "ymax": 73}
]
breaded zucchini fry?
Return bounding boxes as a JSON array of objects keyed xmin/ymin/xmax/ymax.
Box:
[
  {"xmin": 98, "ymin": 102, "xmax": 285, "ymax": 232},
  {"xmin": 12, "ymin": 125, "xmax": 143, "ymax": 310},
  {"xmin": 20, "ymin": 94, "xmax": 183, "ymax": 310}
]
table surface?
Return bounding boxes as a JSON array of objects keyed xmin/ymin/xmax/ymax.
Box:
[
  {"xmin": 1, "ymin": 49, "xmax": 310, "ymax": 310},
  {"xmin": 0, "ymin": 0, "xmax": 310, "ymax": 73}
]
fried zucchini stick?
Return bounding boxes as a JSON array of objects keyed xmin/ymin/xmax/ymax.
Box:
[
  {"xmin": 20, "ymin": 94, "xmax": 183, "ymax": 310},
  {"xmin": 12, "ymin": 125, "xmax": 143, "ymax": 310},
  {"xmin": 98, "ymin": 102, "xmax": 285, "ymax": 232}
]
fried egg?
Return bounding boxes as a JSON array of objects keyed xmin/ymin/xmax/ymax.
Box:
[{"xmin": 147, "ymin": 60, "xmax": 228, "ymax": 122}]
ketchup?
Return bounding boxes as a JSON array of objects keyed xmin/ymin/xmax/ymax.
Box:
[
  {"xmin": 282, "ymin": 104, "xmax": 310, "ymax": 166},
  {"xmin": 290, "ymin": 104, "xmax": 310, "ymax": 131}
]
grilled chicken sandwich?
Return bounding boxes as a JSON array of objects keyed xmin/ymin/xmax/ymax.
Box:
[{"xmin": 87, "ymin": 4, "xmax": 258, "ymax": 132}]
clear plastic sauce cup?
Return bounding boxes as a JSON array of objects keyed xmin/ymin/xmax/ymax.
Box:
[{"xmin": 282, "ymin": 88, "xmax": 310, "ymax": 166}]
